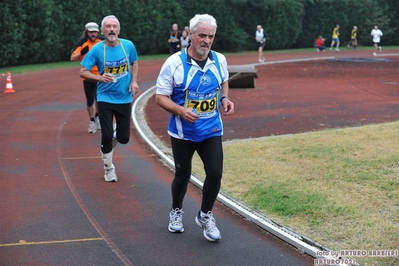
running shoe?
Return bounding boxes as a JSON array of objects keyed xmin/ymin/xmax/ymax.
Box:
[
  {"xmin": 168, "ymin": 208, "xmax": 184, "ymax": 233},
  {"xmin": 104, "ymin": 168, "xmax": 117, "ymax": 182},
  {"xmin": 195, "ymin": 211, "xmax": 221, "ymax": 241},
  {"xmin": 88, "ymin": 121, "xmax": 96, "ymax": 133}
]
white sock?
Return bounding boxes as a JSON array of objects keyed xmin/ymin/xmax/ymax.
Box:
[{"xmin": 200, "ymin": 211, "xmax": 210, "ymax": 218}]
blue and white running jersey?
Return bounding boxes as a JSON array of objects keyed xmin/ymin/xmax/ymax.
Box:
[
  {"xmin": 81, "ymin": 38, "xmax": 138, "ymax": 104},
  {"xmin": 156, "ymin": 49, "xmax": 229, "ymax": 142}
]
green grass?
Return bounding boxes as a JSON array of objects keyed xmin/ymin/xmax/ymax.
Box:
[
  {"xmin": 244, "ymin": 182, "xmax": 329, "ymax": 217},
  {"xmin": 0, "ymin": 54, "xmax": 170, "ymax": 74},
  {"xmin": 2, "ymin": 46, "xmax": 397, "ymax": 74},
  {"xmin": 0, "ymin": 61, "xmax": 80, "ymax": 74},
  {"xmin": 192, "ymin": 122, "xmax": 399, "ymax": 266}
]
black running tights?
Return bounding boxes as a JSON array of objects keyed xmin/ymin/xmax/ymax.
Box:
[{"xmin": 170, "ymin": 136, "xmax": 223, "ymax": 213}]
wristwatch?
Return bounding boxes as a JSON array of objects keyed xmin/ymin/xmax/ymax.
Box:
[{"xmin": 220, "ymin": 96, "xmax": 231, "ymax": 102}]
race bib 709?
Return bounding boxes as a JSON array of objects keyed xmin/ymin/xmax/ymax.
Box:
[{"xmin": 185, "ymin": 91, "xmax": 218, "ymax": 118}]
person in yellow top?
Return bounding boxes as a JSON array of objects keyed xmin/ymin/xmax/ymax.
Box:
[
  {"xmin": 347, "ymin": 26, "xmax": 357, "ymax": 49},
  {"xmin": 71, "ymin": 22, "xmax": 103, "ymax": 133},
  {"xmin": 329, "ymin": 24, "xmax": 340, "ymax": 51}
]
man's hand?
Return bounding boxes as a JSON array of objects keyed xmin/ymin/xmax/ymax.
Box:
[
  {"xmin": 182, "ymin": 108, "xmax": 200, "ymax": 123},
  {"xmin": 221, "ymin": 98, "xmax": 234, "ymax": 116},
  {"xmin": 100, "ymin": 73, "xmax": 115, "ymax": 83},
  {"xmin": 81, "ymin": 46, "xmax": 89, "ymax": 55},
  {"xmin": 129, "ymin": 81, "xmax": 139, "ymax": 95}
]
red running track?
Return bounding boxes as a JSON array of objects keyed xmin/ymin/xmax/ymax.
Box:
[{"xmin": 0, "ymin": 49, "xmax": 398, "ymax": 265}]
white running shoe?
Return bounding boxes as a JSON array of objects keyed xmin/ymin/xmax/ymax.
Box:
[
  {"xmin": 195, "ymin": 211, "xmax": 221, "ymax": 241},
  {"xmin": 88, "ymin": 121, "xmax": 96, "ymax": 133},
  {"xmin": 104, "ymin": 168, "xmax": 117, "ymax": 182},
  {"xmin": 378, "ymin": 46, "xmax": 382, "ymax": 52},
  {"xmin": 95, "ymin": 116, "xmax": 101, "ymax": 130},
  {"xmin": 168, "ymin": 208, "xmax": 184, "ymax": 233},
  {"xmin": 373, "ymin": 52, "xmax": 377, "ymax": 56},
  {"xmin": 335, "ymin": 48, "xmax": 340, "ymax": 51}
]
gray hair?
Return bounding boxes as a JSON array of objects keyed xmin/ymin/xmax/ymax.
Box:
[
  {"xmin": 189, "ymin": 14, "xmax": 217, "ymax": 33},
  {"xmin": 101, "ymin": 15, "xmax": 120, "ymax": 30}
]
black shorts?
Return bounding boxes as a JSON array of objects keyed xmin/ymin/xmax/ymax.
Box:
[
  {"xmin": 257, "ymin": 41, "xmax": 265, "ymax": 49},
  {"xmin": 97, "ymin": 102, "xmax": 132, "ymax": 153}
]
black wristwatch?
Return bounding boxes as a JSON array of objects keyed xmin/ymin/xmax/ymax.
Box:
[{"xmin": 220, "ymin": 96, "xmax": 231, "ymax": 102}]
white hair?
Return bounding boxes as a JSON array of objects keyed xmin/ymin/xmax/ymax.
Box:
[
  {"xmin": 189, "ymin": 14, "xmax": 217, "ymax": 33},
  {"xmin": 101, "ymin": 15, "xmax": 120, "ymax": 30}
]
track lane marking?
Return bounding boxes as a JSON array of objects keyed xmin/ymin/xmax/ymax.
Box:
[
  {"xmin": 62, "ymin": 154, "xmax": 156, "ymax": 160},
  {"xmin": 56, "ymin": 111, "xmax": 134, "ymax": 266},
  {"xmin": 0, "ymin": 238, "xmax": 103, "ymax": 247}
]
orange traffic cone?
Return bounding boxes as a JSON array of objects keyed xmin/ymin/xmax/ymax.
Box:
[{"xmin": 4, "ymin": 72, "xmax": 15, "ymax": 94}]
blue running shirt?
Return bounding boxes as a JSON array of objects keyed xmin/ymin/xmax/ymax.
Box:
[
  {"xmin": 81, "ymin": 39, "xmax": 138, "ymax": 104},
  {"xmin": 156, "ymin": 50, "xmax": 229, "ymax": 142}
]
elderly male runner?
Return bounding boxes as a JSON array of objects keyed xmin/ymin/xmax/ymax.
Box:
[
  {"xmin": 80, "ymin": 15, "xmax": 139, "ymax": 182},
  {"xmin": 156, "ymin": 14, "xmax": 234, "ymax": 241}
]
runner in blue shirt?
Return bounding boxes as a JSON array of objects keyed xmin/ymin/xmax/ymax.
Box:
[
  {"xmin": 80, "ymin": 15, "xmax": 139, "ymax": 182},
  {"xmin": 156, "ymin": 13, "xmax": 234, "ymax": 242}
]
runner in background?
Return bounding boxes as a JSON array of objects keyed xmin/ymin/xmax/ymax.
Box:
[
  {"xmin": 347, "ymin": 26, "xmax": 357, "ymax": 49},
  {"xmin": 71, "ymin": 22, "xmax": 103, "ymax": 133},
  {"xmin": 329, "ymin": 24, "xmax": 340, "ymax": 51},
  {"xmin": 255, "ymin": 25, "xmax": 266, "ymax": 62},
  {"xmin": 80, "ymin": 15, "xmax": 139, "ymax": 182},
  {"xmin": 370, "ymin": 25, "xmax": 383, "ymax": 56}
]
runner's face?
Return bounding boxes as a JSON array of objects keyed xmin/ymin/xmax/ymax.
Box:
[
  {"xmin": 102, "ymin": 18, "xmax": 120, "ymax": 43},
  {"xmin": 190, "ymin": 22, "xmax": 216, "ymax": 58},
  {"xmin": 88, "ymin": 31, "xmax": 98, "ymax": 42}
]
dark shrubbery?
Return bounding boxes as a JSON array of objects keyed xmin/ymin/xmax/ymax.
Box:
[{"xmin": 0, "ymin": 0, "xmax": 397, "ymax": 66}]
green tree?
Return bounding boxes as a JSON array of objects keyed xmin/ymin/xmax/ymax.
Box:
[
  {"xmin": 0, "ymin": 0, "xmax": 26, "ymax": 66},
  {"xmin": 359, "ymin": 1, "xmax": 395, "ymax": 46},
  {"xmin": 1, "ymin": 0, "xmax": 398, "ymax": 67},
  {"xmin": 263, "ymin": 0, "xmax": 305, "ymax": 49}
]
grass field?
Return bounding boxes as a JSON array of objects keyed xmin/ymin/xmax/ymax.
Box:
[{"xmin": 192, "ymin": 122, "xmax": 399, "ymax": 266}]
